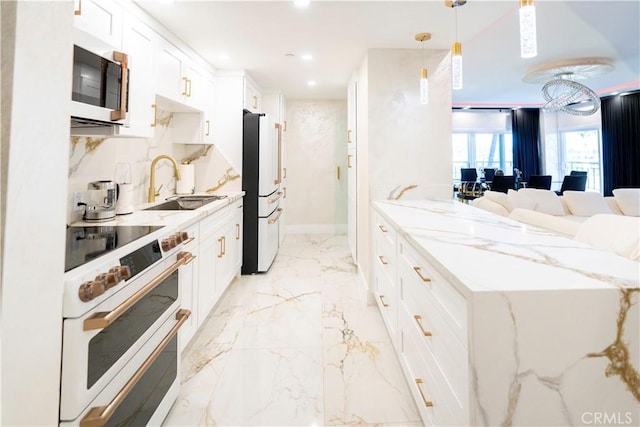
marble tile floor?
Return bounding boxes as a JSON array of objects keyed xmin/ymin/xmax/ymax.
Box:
[{"xmin": 164, "ymin": 234, "xmax": 422, "ymax": 427}]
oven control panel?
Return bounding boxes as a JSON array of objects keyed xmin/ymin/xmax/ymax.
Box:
[{"xmin": 63, "ymin": 228, "xmax": 193, "ymax": 318}]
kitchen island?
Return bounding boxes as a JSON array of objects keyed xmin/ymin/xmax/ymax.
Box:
[{"xmin": 371, "ymin": 199, "xmax": 639, "ymax": 426}]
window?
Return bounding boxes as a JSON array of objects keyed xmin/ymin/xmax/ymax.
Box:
[
  {"xmin": 558, "ymin": 129, "xmax": 601, "ymax": 192},
  {"xmin": 452, "ymin": 132, "xmax": 513, "ymax": 181}
]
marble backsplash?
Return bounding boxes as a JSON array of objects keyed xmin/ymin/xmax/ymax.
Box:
[{"xmin": 67, "ymin": 108, "xmax": 240, "ymax": 224}]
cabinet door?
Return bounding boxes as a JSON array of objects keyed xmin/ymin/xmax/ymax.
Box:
[
  {"xmin": 232, "ymin": 203, "xmax": 243, "ymax": 274},
  {"xmin": 347, "ymin": 79, "xmax": 357, "ymax": 147},
  {"xmin": 156, "ymin": 37, "xmax": 187, "ymax": 103},
  {"xmin": 73, "ymin": 0, "xmax": 122, "ymax": 48},
  {"xmin": 203, "ymin": 75, "xmax": 216, "ymax": 144},
  {"xmin": 347, "ymin": 148, "xmax": 357, "ymax": 263},
  {"xmin": 183, "ymin": 63, "xmax": 205, "ymax": 110},
  {"xmin": 244, "ymin": 78, "xmax": 262, "ymax": 112},
  {"xmin": 179, "ymin": 226, "xmax": 199, "ymax": 351},
  {"xmin": 120, "ymin": 15, "xmax": 156, "ymax": 138},
  {"xmin": 197, "ymin": 235, "xmax": 217, "ymax": 327}
]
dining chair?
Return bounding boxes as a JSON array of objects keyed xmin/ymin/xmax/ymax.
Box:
[
  {"xmin": 570, "ymin": 170, "xmax": 588, "ymax": 177},
  {"xmin": 489, "ymin": 175, "xmax": 516, "ymax": 193},
  {"xmin": 527, "ymin": 175, "xmax": 552, "ymax": 190},
  {"xmin": 460, "ymin": 168, "xmax": 477, "ymax": 183},
  {"xmin": 483, "ymin": 168, "xmax": 496, "ymax": 182},
  {"xmin": 556, "ymin": 175, "xmax": 587, "ymax": 195}
]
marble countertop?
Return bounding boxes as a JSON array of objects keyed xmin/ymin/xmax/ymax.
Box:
[
  {"xmin": 373, "ymin": 199, "xmax": 639, "ymax": 295},
  {"xmin": 70, "ymin": 191, "xmax": 245, "ymax": 229}
]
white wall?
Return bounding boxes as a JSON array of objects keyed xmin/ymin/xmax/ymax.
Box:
[
  {"xmin": 356, "ymin": 48, "xmax": 452, "ymax": 299},
  {"xmin": 1, "ymin": 2, "xmax": 73, "ymax": 424},
  {"xmin": 286, "ymin": 100, "xmax": 347, "ymax": 234}
]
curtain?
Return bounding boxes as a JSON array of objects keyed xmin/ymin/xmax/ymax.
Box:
[
  {"xmin": 511, "ymin": 108, "xmax": 541, "ymax": 181},
  {"xmin": 601, "ymin": 92, "xmax": 640, "ymax": 196}
]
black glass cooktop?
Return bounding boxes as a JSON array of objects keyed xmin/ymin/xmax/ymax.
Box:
[{"xmin": 65, "ymin": 225, "xmax": 163, "ymax": 272}]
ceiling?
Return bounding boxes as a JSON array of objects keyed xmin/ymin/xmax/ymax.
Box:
[{"xmin": 135, "ymin": 0, "xmax": 640, "ymax": 107}]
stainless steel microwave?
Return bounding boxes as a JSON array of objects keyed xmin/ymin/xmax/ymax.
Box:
[{"xmin": 71, "ymin": 44, "xmax": 129, "ymax": 126}]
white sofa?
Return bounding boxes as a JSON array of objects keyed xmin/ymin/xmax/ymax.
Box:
[{"xmin": 471, "ymin": 188, "xmax": 640, "ymax": 261}]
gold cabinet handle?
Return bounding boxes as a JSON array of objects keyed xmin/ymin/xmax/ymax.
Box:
[
  {"xmin": 80, "ymin": 309, "xmax": 191, "ymax": 427},
  {"xmin": 205, "ymin": 119, "xmax": 211, "ymax": 136},
  {"xmin": 414, "ymin": 315, "xmax": 432, "ymax": 337},
  {"xmin": 268, "ymin": 191, "xmax": 283, "ymax": 204},
  {"xmin": 413, "ymin": 266, "xmax": 432, "ymax": 283},
  {"xmin": 347, "ymin": 154, "xmax": 353, "ymax": 168},
  {"xmin": 274, "ymin": 123, "xmax": 282, "ymax": 184},
  {"xmin": 217, "ymin": 237, "xmax": 223, "ymax": 258},
  {"xmin": 378, "ymin": 255, "xmax": 388, "ymax": 265},
  {"xmin": 222, "ymin": 236, "xmax": 226, "ymax": 256},
  {"xmin": 151, "ymin": 104, "xmax": 157, "ymax": 127},
  {"xmin": 283, "ymin": 167, "xmax": 287, "ymax": 179},
  {"xmin": 283, "ymin": 120, "xmax": 287, "ymax": 131},
  {"xmin": 268, "ymin": 208, "xmax": 283, "ymax": 225},
  {"xmin": 379, "ymin": 294, "xmax": 389, "ymax": 307},
  {"xmin": 236, "ymin": 224, "xmax": 240, "ymax": 240},
  {"xmin": 378, "ymin": 224, "xmax": 388, "ymax": 233},
  {"xmin": 283, "ymin": 187, "xmax": 287, "ymax": 199},
  {"xmin": 83, "ymin": 255, "xmax": 189, "ymax": 331},
  {"xmin": 252, "ymin": 94, "xmax": 258, "ymax": 109},
  {"xmin": 337, "ymin": 166, "xmax": 341, "ymax": 181},
  {"xmin": 415, "ymin": 379, "xmax": 434, "ymax": 407},
  {"xmin": 187, "ymin": 78, "xmax": 192, "ymax": 97},
  {"xmin": 110, "ymin": 52, "xmax": 128, "ymax": 121},
  {"xmin": 74, "ymin": 0, "xmax": 82, "ymax": 15},
  {"xmin": 182, "ymin": 77, "xmax": 189, "ymax": 96},
  {"xmin": 347, "ymin": 129, "xmax": 352, "ymax": 143}
]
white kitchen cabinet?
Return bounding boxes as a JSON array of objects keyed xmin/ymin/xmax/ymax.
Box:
[
  {"xmin": 73, "ymin": 0, "xmax": 122, "ymax": 49},
  {"xmin": 372, "ymin": 204, "xmax": 470, "ymax": 426},
  {"xmin": 244, "ymin": 77, "xmax": 262, "ymax": 113},
  {"xmin": 119, "ymin": 14, "xmax": 156, "ymax": 138},
  {"xmin": 203, "ymin": 75, "xmax": 216, "ymax": 145},
  {"xmin": 197, "ymin": 223, "xmax": 217, "ymax": 327},
  {"xmin": 179, "ymin": 223, "xmax": 200, "ymax": 352},
  {"xmin": 347, "ymin": 78, "xmax": 357, "ymax": 263},
  {"xmin": 156, "ymin": 36, "xmax": 207, "ymax": 111}
]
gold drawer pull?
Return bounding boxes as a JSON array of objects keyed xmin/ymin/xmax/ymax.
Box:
[
  {"xmin": 414, "ymin": 315, "xmax": 432, "ymax": 337},
  {"xmin": 413, "ymin": 266, "xmax": 431, "ymax": 283},
  {"xmin": 415, "ymin": 379, "xmax": 434, "ymax": 407},
  {"xmin": 378, "ymin": 255, "xmax": 388, "ymax": 265},
  {"xmin": 379, "ymin": 295, "xmax": 389, "ymax": 307},
  {"xmin": 378, "ymin": 224, "xmax": 388, "ymax": 233}
]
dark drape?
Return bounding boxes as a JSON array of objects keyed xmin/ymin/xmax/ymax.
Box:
[
  {"xmin": 601, "ymin": 92, "xmax": 640, "ymax": 196},
  {"xmin": 511, "ymin": 108, "xmax": 541, "ymax": 181}
]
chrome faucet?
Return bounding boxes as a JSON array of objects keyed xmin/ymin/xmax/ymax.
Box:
[{"xmin": 148, "ymin": 154, "xmax": 182, "ymax": 203}]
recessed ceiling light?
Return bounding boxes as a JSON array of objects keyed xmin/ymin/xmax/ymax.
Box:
[
  {"xmin": 285, "ymin": 53, "xmax": 296, "ymax": 58},
  {"xmin": 294, "ymin": 0, "xmax": 311, "ymax": 8},
  {"xmin": 301, "ymin": 54, "xmax": 313, "ymax": 61},
  {"xmin": 307, "ymin": 80, "xmax": 317, "ymax": 87}
]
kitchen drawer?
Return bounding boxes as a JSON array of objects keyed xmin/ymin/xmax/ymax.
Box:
[
  {"xmin": 398, "ymin": 236, "xmax": 467, "ymax": 346},
  {"xmin": 399, "ymin": 313, "xmax": 469, "ymax": 427},
  {"xmin": 200, "ymin": 200, "xmax": 238, "ymax": 238},
  {"xmin": 373, "ymin": 211, "xmax": 396, "ymax": 248},
  {"xmin": 374, "ymin": 261, "xmax": 397, "ymax": 342},
  {"xmin": 398, "ymin": 285, "xmax": 468, "ymax": 411},
  {"xmin": 373, "ymin": 215, "xmax": 396, "ymax": 284}
]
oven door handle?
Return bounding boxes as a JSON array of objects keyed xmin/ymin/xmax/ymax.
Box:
[
  {"xmin": 80, "ymin": 309, "xmax": 191, "ymax": 427},
  {"xmin": 83, "ymin": 253, "xmax": 193, "ymax": 331}
]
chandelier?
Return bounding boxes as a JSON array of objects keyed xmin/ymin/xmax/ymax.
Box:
[
  {"xmin": 523, "ymin": 58, "xmax": 614, "ymax": 116},
  {"xmin": 445, "ymin": 0, "xmax": 466, "ymax": 90}
]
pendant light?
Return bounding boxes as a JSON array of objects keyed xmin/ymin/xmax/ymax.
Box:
[
  {"xmin": 446, "ymin": 0, "xmax": 466, "ymax": 90},
  {"xmin": 519, "ymin": 0, "xmax": 537, "ymax": 58},
  {"xmin": 415, "ymin": 32, "xmax": 431, "ymax": 105}
]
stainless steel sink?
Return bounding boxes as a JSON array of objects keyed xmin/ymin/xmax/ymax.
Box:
[{"xmin": 144, "ymin": 195, "xmax": 228, "ymax": 211}]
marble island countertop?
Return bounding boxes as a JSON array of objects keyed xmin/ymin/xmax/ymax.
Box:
[
  {"xmin": 373, "ymin": 199, "xmax": 639, "ymax": 295},
  {"xmin": 70, "ymin": 191, "xmax": 245, "ymax": 228}
]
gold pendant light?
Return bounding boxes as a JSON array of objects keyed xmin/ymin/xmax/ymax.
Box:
[
  {"xmin": 446, "ymin": 0, "xmax": 466, "ymax": 90},
  {"xmin": 519, "ymin": 0, "xmax": 537, "ymax": 58},
  {"xmin": 415, "ymin": 32, "xmax": 431, "ymax": 104}
]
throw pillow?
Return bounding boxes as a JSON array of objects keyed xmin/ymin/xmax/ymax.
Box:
[
  {"xmin": 562, "ymin": 191, "xmax": 613, "ymax": 216},
  {"xmin": 483, "ymin": 190, "xmax": 515, "ymax": 212},
  {"xmin": 575, "ymin": 214, "xmax": 640, "ymax": 261},
  {"xmin": 519, "ymin": 188, "xmax": 565, "ymax": 216},
  {"xmin": 507, "ymin": 189, "xmax": 536, "ymax": 210},
  {"xmin": 612, "ymin": 188, "xmax": 640, "ymax": 216}
]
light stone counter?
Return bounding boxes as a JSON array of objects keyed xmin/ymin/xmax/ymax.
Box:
[
  {"xmin": 372, "ymin": 199, "xmax": 639, "ymax": 426},
  {"xmin": 70, "ymin": 191, "xmax": 244, "ymax": 229}
]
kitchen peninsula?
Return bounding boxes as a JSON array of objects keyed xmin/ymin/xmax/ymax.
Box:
[{"xmin": 371, "ymin": 199, "xmax": 639, "ymax": 426}]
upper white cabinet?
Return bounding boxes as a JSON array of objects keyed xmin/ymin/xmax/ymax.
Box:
[
  {"xmin": 73, "ymin": 0, "xmax": 123, "ymax": 48},
  {"xmin": 156, "ymin": 37, "xmax": 207, "ymax": 111},
  {"xmin": 244, "ymin": 77, "xmax": 262, "ymax": 113},
  {"xmin": 120, "ymin": 14, "xmax": 156, "ymax": 138},
  {"xmin": 203, "ymin": 75, "xmax": 216, "ymax": 144}
]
